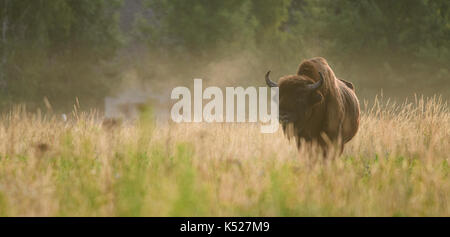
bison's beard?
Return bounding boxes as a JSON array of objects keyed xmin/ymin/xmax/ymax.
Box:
[{"xmin": 282, "ymin": 122, "xmax": 297, "ymax": 140}]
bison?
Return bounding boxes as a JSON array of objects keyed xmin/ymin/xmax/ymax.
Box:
[{"xmin": 265, "ymin": 57, "xmax": 360, "ymax": 155}]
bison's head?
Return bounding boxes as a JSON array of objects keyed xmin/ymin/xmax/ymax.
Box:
[{"xmin": 265, "ymin": 71, "xmax": 324, "ymax": 128}]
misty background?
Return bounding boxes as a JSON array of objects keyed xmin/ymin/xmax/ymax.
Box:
[{"xmin": 0, "ymin": 0, "xmax": 448, "ymax": 113}]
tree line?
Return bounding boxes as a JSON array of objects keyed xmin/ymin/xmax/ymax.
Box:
[{"xmin": 0, "ymin": 0, "xmax": 448, "ymax": 110}]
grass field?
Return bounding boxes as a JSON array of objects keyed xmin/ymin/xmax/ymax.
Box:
[{"xmin": 0, "ymin": 95, "xmax": 448, "ymax": 216}]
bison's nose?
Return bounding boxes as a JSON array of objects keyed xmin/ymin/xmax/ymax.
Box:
[{"xmin": 279, "ymin": 114, "xmax": 290, "ymax": 123}]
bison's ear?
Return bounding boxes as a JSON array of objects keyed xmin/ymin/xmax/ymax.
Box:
[
  {"xmin": 339, "ymin": 78, "xmax": 355, "ymax": 91},
  {"xmin": 309, "ymin": 92, "xmax": 323, "ymax": 105}
]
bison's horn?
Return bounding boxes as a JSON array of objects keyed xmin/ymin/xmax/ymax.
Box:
[
  {"xmin": 265, "ymin": 71, "xmax": 277, "ymax": 87},
  {"xmin": 305, "ymin": 72, "xmax": 324, "ymax": 91}
]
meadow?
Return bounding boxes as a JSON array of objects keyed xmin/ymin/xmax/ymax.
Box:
[{"xmin": 0, "ymin": 95, "xmax": 448, "ymax": 217}]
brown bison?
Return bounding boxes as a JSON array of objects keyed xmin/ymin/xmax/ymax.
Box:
[{"xmin": 265, "ymin": 57, "xmax": 360, "ymax": 155}]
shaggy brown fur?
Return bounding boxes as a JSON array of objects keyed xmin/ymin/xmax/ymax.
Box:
[{"xmin": 274, "ymin": 57, "xmax": 360, "ymax": 155}]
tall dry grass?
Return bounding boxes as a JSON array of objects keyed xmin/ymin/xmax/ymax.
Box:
[{"xmin": 0, "ymin": 96, "xmax": 448, "ymax": 216}]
